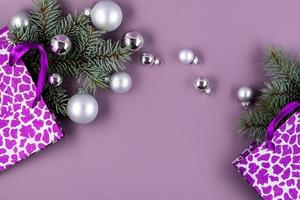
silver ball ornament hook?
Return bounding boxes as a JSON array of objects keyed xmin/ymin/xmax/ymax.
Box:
[
  {"xmin": 179, "ymin": 49, "xmax": 200, "ymax": 65},
  {"xmin": 194, "ymin": 77, "xmax": 211, "ymax": 95},
  {"xmin": 140, "ymin": 52, "xmax": 161, "ymax": 66},
  {"xmin": 238, "ymin": 86, "xmax": 254, "ymax": 108}
]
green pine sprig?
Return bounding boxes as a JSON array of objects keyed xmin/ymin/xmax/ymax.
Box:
[
  {"xmin": 9, "ymin": 0, "xmax": 132, "ymax": 116},
  {"xmin": 239, "ymin": 48, "xmax": 300, "ymax": 141}
]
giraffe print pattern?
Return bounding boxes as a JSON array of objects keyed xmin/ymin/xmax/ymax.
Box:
[
  {"xmin": 0, "ymin": 27, "xmax": 63, "ymax": 172},
  {"xmin": 233, "ymin": 112, "xmax": 300, "ymax": 200}
]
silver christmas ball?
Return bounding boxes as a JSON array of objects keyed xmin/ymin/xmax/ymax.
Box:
[
  {"xmin": 178, "ymin": 49, "xmax": 199, "ymax": 64},
  {"xmin": 109, "ymin": 72, "xmax": 132, "ymax": 93},
  {"xmin": 50, "ymin": 34, "xmax": 72, "ymax": 55},
  {"xmin": 140, "ymin": 52, "xmax": 160, "ymax": 66},
  {"xmin": 67, "ymin": 93, "xmax": 99, "ymax": 124},
  {"xmin": 122, "ymin": 31, "xmax": 144, "ymax": 51},
  {"xmin": 90, "ymin": 0, "xmax": 123, "ymax": 32},
  {"xmin": 194, "ymin": 77, "xmax": 211, "ymax": 94},
  {"xmin": 48, "ymin": 73, "xmax": 63, "ymax": 86},
  {"xmin": 238, "ymin": 86, "xmax": 253, "ymax": 107},
  {"xmin": 10, "ymin": 12, "xmax": 30, "ymax": 29}
]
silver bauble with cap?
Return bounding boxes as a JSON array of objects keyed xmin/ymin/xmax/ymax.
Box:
[
  {"xmin": 194, "ymin": 77, "xmax": 211, "ymax": 95},
  {"xmin": 238, "ymin": 86, "xmax": 253, "ymax": 108},
  {"xmin": 178, "ymin": 49, "xmax": 200, "ymax": 64},
  {"xmin": 140, "ymin": 52, "xmax": 160, "ymax": 66}
]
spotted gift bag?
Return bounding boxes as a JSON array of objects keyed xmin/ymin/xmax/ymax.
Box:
[
  {"xmin": 0, "ymin": 27, "xmax": 63, "ymax": 172},
  {"xmin": 233, "ymin": 102, "xmax": 300, "ymax": 200}
]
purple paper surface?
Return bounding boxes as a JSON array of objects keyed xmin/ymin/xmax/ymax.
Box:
[{"xmin": 2, "ymin": 0, "xmax": 300, "ymax": 200}]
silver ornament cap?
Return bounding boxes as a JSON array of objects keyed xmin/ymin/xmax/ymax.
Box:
[
  {"xmin": 50, "ymin": 34, "xmax": 72, "ymax": 55},
  {"xmin": 90, "ymin": 0, "xmax": 123, "ymax": 32},
  {"xmin": 109, "ymin": 72, "xmax": 132, "ymax": 94},
  {"xmin": 194, "ymin": 77, "xmax": 211, "ymax": 95},
  {"xmin": 178, "ymin": 49, "xmax": 200, "ymax": 64},
  {"xmin": 10, "ymin": 12, "xmax": 30, "ymax": 29},
  {"xmin": 122, "ymin": 31, "xmax": 144, "ymax": 51},
  {"xmin": 84, "ymin": 8, "xmax": 91, "ymax": 16},
  {"xmin": 48, "ymin": 73, "xmax": 63, "ymax": 86},
  {"xmin": 238, "ymin": 86, "xmax": 253, "ymax": 107},
  {"xmin": 140, "ymin": 52, "xmax": 160, "ymax": 66},
  {"xmin": 67, "ymin": 92, "xmax": 99, "ymax": 124}
]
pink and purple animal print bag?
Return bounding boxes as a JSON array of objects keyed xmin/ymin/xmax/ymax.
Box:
[
  {"xmin": 233, "ymin": 102, "xmax": 300, "ymax": 200},
  {"xmin": 0, "ymin": 27, "xmax": 63, "ymax": 172}
]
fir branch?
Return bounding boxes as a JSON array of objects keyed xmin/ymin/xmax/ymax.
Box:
[
  {"xmin": 9, "ymin": 0, "xmax": 133, "ymax": 117},
  {"xmin": 264, "ymin": 49, "xmax": 300, "ymax": 83},
  {"xmin": 239, "ymin": 48, "xmax": 300, "ymax": 141},
  {"xmin": 43, "ymin": 85, "xmax": 69, "ymax": 116},
  {"xmin": 30, "ymin": 0, "xmax": 63, "ymax": 43},
  {"xmin": 53, "ymin": 13, "xmax": 90, "ymax": 36}
]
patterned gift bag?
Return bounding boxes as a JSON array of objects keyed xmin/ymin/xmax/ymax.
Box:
[
  {"xmin": 0, "ymin": 27, "xmax": 63, "ymax": 172},
  {"xmin": 233, "ymin": 102, "xmax": 300, "ymax": 200}
]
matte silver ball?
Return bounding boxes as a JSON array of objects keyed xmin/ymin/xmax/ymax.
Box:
[
  {"xmin": 67, "ymin": 93, "xmax": 99, "ymax": 124},
  {"xmin": 50, "ymin": 34, "xmax": 72, "ymax": 55},
  {"xmin": 178, "ymin": 49, "xmax": 199, "ymax": 64},
  {"xmin": 238, "ymin": 86, "xmax": 253, "ymax": 102},
  {"xmin": 122, "ymin": 31, "xmax": 144, "ymax": 51},
  {"xmin": 10, "ymin": 12, "xmax": 30, "ymax": 29},
  {"xmin": 90, "ymin": 0, "xmax": 123, "ymax": 32},
  {"xmin": 140, "ymin": 52, "xmax": 160, "ymax": 65},
  {"xmin": 109, "ymin": 72, "xmax": 132, "ymax": 94},
  {"xmin": 48, "ymin": 73, "xmax": 63, "ymax": 86},
  {"xmin": 194, "ymin": 77, "xmax": 211, "ymax": 94}
]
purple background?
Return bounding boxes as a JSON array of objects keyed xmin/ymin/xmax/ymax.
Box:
[{"xmin": 1, "ymin": 0, "xmax": 300, "ymax": 199}]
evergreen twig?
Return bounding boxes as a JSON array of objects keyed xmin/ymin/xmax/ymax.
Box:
[
  {"xmin": 239, "ymin": 48, "xmax": 300, "ymax": 141},
  {"xmin": 9, "ymin": 0, "xmax": 132, "ymax": 116}
]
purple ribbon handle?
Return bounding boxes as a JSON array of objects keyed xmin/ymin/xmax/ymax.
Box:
[
  {"xmin": 9, "ymin": 43, "xmax": 48, "ymax": 107},
  {"xmin": 266, "ymin": 101, "xmax": 300, "ymax": 149}
]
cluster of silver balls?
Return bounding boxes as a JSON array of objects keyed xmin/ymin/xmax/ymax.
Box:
[{"xmin": 11, "ymin": 0, "xmax": 254, "ymax": 125}]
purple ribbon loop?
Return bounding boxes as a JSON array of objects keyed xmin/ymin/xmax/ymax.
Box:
[
  {"xmin": 266, "ymin": 101, "xmax": 300, "ymax": 150},
  {"xmin": 9, "ymin": 43, "xmax": 48, "ymax": 107}
]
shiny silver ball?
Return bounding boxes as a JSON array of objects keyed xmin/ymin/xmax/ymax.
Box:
[
  {"xmin": 194, "ymin": 77, "xmax": 211, "ymax": 94},
  {"xmin": 178, "ymin": 49, "xmax": 199, "ymax": 64},
  {"xmin": 48, "ymin": 73, "xmax": 63, "ymax": 86},
  {"xmin": 10, "ymin": 12, "xmax": 30, "ymax": 29},
  {"xmin": 122, "ymin": 31, "xmax": 144, "ymax": 51},
  {"xmin": 109, "ymin": 72, "xmax": 132, "ymax": 94},
  {"xmin": 238, "ymin": 86, "xmax": 253, "ymax": 107},
  {"xmin": 140, "ymin": 52, "xmax": 160, "ymax": 66},
  {"xmin": 67, "ymin": 93, "xmax": 99, "ymax": 124},
  {"xmin": 90, "ymin": 0, "xmax": 123, "ymax": 32},
  {"xmin": 50, "ymin": 34, "xmax": 72, "ymax": 55}
]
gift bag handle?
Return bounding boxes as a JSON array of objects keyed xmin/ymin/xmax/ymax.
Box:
[
  {"xmin": 9, "ymin": 43, "xmax": 48, "ymax": 107},
  {"xmin": 266, "ymin": 101, "xmax": 300, "ymax": 149}
]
